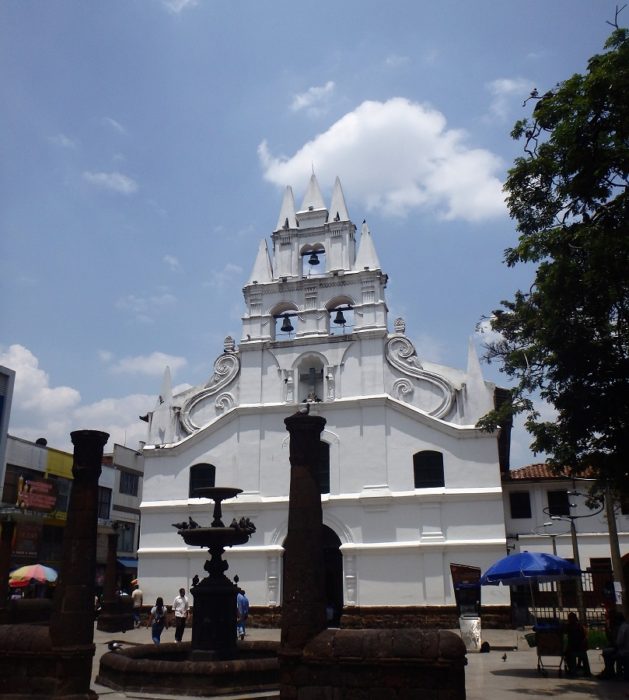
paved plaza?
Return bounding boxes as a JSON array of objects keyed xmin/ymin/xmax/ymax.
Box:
[{"xmin": 90, "ymin": 624, "xmax": 629, "ymax": 699}]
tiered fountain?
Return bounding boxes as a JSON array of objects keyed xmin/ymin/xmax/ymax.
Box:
[
  {"xmin": 180, "ymin": 486, "xmax": 253, "ymax": 659},
  {"xmin": 97, "ymin": 487, "xmax": 279, "ymax": 697}
]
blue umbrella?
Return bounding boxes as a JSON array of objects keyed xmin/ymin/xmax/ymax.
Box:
[{"xmin": 480, "ymin": 551, "xmax": 580, "ymax": 586}]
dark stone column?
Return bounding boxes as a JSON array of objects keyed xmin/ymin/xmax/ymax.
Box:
[
  {"xmin": 281, "ymin": 411, "xmax": 327, "ymax": 651},
  {"xmin": 49, "ymin": 430, "xmax": 108, "ymax": 671},
  {"xmin": 0, "ymin": 519, "xmax": 15, "ymax": 621},
  {"xmin": 97, "ymin": 529, "xmax": 133, "ymax": 632}
]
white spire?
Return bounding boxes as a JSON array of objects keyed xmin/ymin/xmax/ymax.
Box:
[
  {"xmin": 157, "ymin": 365, "xmax": 173, "ymax": 408},
  {"xmin": 274, "ymin": 186, "xmax": 297, "ymax": 232},
  {"xmin": 354, "ymin": 220, "xmax": 381, "ymax": 270},
  {"xmin": 247, "ymin": 238, "xmax": 273, "ymax": 284},
  {"xmin": 298, "ymin": 173, "xmax": 326, "ymax": 213},
  {"xmin": 466, "ymin": 337, "xmax": 484, "ymax": 385},
  {"xmin": 328, "ymin": 176, "xmax": 350, "ymax": 222}
]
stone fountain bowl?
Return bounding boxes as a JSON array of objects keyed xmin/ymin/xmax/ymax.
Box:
[
  {"xmin": 179, "ymin": 527, "xmax": 250, "ymax": 548},
  {"xmin": 97, "ymin": 640, "xmax": 279, "ymax": 697}
]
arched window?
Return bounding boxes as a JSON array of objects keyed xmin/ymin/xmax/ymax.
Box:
[
  {"xmin": 413, "ymin": 451, "xmax": 444, "ymax": 489},
  {"xmin": 319, "ymin": 441, "xmax": 330, "ymax": 495},
  {"xmin": 301, "ymin": 245, "xmax": 326, "ymax": 276},
  {"xmin": 297, "ymin": 356, "xmax": 325, "ymax": 403},
  {"xmin": 189, "ymin": 463, "xmax": 216, "ymax": 498},
  {"xmin": 271, "ymin": 303, "xmax": 299, "ymax": 340}
]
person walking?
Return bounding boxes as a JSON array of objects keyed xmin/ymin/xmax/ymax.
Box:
[
  {"xmin": 236, "ymin": 588, "xmax": 249, "ymax": 640},
  {"xmin": 147, "ymin": 597, "xmax": 168, "ymax": 645},
  {"xmin": 172, "ymin": 587, "xmax": 190, "ymax": 643},
  {"xmin": 131, "ymin": 582, "xmax": 143, "ymax": 628}
]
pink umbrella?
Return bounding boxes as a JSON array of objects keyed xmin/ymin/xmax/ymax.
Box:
[{"xmin": 9, "ymin": 564, "xmax": 58, "ymax": 588}]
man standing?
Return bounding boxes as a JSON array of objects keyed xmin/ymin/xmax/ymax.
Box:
[
  {"xmin": 131, "ymin": 582, "xmax": 143, "ymax": 628},
  {"xmin": 172, "ymin": 587, "xmax": 190, "ymax": 643},
  {"xmin": 237, "ymin": 589, "xmax": 249, "ymax": 640}
]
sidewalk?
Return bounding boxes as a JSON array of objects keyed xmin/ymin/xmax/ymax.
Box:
[{"xmin": 91, "ymin": 624, "xmax": 629, "ymax": 699}]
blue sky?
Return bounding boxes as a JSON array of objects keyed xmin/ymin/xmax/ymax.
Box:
[{"xmin": 0, "ymin": 0, "xmax": 621, "ymax": 462}]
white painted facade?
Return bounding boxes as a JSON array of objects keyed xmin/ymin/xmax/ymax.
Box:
[
  {"xmin": 138, "ymin": 176, "xmax": 510, "ymax": 610},
  {"xmin": 502, "ymin": 466, "xmax": 629, "ymax": 573}
]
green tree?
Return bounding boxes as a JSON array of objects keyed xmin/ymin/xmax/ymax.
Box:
[{"xmin": 479, "ymin": 23, "xmax": 629, "ymax": 491}]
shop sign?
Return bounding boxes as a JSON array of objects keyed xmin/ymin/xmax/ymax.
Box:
[{"xmin": 16, "ymin": 477, "xmax": 58, "ymax": 513}]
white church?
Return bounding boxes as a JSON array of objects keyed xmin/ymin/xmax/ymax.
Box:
[{"xmin": 137, "ymin": 175, "xmax": 510, "ymax": 622}]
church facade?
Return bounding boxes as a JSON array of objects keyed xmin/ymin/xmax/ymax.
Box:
[{"xmin": 138, "ymin": 176, "xmax": 510, "ymax": 618}]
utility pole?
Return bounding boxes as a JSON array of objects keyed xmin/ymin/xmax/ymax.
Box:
[{"xmin": 605, "ymin": 484, "xmax": 627, "ymax": 617}]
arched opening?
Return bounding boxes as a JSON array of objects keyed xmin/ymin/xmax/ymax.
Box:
[
  {"xmin": 271, "ymin": 302, "xmax": 299, "ymax": 340},
  {"xmin": 281, "ymin": 524, "xmax": 343, "ymax": 627},
  {"xmin": 327, "ymin": 296, "xmax": 354, "ymax": 336},
  {"xmin": 322, "ymin": 525, "xmax": 343, "ymax": 626},
  {"xmin": 297, "ymin": 355, "xmax": 325, "ymax": 403},
  {"xmin": 189, "ymin": 463, "xmax": 216, "ymax": 497},
  {"xmin": 301, "ymin": 244, "xmax": 326, "ymax": 276}
]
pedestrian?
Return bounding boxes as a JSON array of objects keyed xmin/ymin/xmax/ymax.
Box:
[
  {"xmin": 131, "ymin": 582, "xmax": 143, "ymax": 628},
  {"xmin": 236, "ymin": 588, "xmax": 249, "ymax": 640},
  {"xmin": 563, "ymin": 612, "xmax": 590, "ymax": 677},
  {"xmin": 147, "ymin": 596, "xmax": 168, "ymax": 645},
  {"xmin": 172, "ymin": 587, "xmax": 190, "ymax": 643},
  {"xmin": 598, "ymin": 611, "xmax": 629, "ymax": 679}
]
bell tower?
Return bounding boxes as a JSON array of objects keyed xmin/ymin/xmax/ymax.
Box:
[{"xmin": 241, "ymin": 174, "xmax": 388, "ymax": 345}]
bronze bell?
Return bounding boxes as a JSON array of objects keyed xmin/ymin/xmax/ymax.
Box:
[
  {"xmin": 308, "ymin": 252, "xmax": 320, "ymax": 266},
  {"xmin": 333, "ymin": 310, "xmax": 346, "ymax": 326},
  {"xmin": 280, "ymin": 315, "xmax": 294, "ymax": 333}
]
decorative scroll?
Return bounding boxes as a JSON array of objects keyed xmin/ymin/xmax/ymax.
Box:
[
  {"xmin": 385, "ymin": 336, "xmax": 455, "ymax": 419},
  {"xmin": 392, "ymin": 378, "xmax": 414, "ymax": 402},
  {"xmin": 179, "ymin": 352, "xmax": 240, "ymax": 433},
  {"xmin": 215, "ymin": 392, "xmax": 235, "ymax": 413}
]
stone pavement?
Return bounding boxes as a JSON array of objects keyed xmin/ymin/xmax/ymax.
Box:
[{"xmin": 91, "ymin": 624, "xmax": 629, "ymax": 699}]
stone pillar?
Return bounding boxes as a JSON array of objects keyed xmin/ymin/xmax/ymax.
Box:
[
  {"xmin": 281, "ymin": 411, "xmax": 327, "ymax": 650},
  {"xmin": 49, "ymin": 430, "xmax": 108, "ymax": 678},
  {"xmin": 97, "ymin": 529, "xmax": 133, "ymax": 632},
  {"xmin": 0, "ymin": 519, "xmax": 15, "ymax": 620}
]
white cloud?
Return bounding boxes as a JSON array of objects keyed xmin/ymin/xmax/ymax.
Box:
[
  {"xmin": 204, "ymin": 263, "xmax": 244, "ymax": 289},
  {"xmin": 0, "ymin": 344, "xmax": 163, "ymax": 452},
  {"xmin": 162, "ymin": 0, "xmax": 199, "ymax": 13},
  {"xmin": 475, "ymin": 317, "xmax": 504, "ymax": 347},
  {"xmin": 485, "ymin": 77, "xmax": 535, "ymax": 122},
  {"xmin": 115, "ymin": 291, "xmax": 177, "ymax": 323},
  {"xmin": 110, "ymin": 352, "xmax": 187, "ymax": 376},
  {"xmin": 49, "ymin": 133, "xmax": 77, "ymax": 149},
  {"xmin": 83, "ymin": 171, "xmax": 138, "ymax": 195},
  {"xmin": 290, "ymin": 81, "xmax": 335, "ymax": 116},
  {"xmin": 102, "ymin": 116, "xmax": 127, "ymax": 135},
  {"xmin": 0, "ymin": 344, "xmax": 81, "ymax": 416},
  {"xmin": 163, "ymin": 254, "xmax": 182, "ymax": 272},
  {"xmin": 259, "ymin": 98, "xmax": 505, "ymax": 222}
]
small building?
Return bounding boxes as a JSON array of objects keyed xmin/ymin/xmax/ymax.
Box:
[
  {"xmin": 0, "ymin": 434, "xmax": 144, "ymax": 594},
  {"xmin": 138, "ymin": 176, "xmax": 511, "ymax": 623},
  {"xmin": 502, "ymin": 464, "xmax": 629, "ymax": 621}
]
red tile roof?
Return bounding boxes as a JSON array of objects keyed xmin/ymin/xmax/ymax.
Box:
[{"xmin": 505, "ymin": 464, "xmax": 569, "ymax": 481}]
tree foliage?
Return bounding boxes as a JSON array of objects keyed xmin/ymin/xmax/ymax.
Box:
[{"xmin": 479, "ymin": 24, "xmax": 629, "ymax": 491}]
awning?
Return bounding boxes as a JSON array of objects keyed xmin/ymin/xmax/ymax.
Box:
[{"xmin": 117, "ymin": 557, "xmax": 138, "ymax": 569}]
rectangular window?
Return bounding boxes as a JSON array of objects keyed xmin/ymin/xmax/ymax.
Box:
[
  {"xmin": 547, "ymin": 490, "xmax": 570, "ymax": 517},
  {"xmin": 509, "ymin": 491, "xmax": 532, "ymax": 519},
  {"xmin": 116, "ymin": 522, "xmax": 136, "ymax": 552},
  {"xmin": 97, "ymin": 486, "xmax": 112, "ymax": 520},
  {"xmin": 119, "ymin": 471, "xmax": 139, "ymax": 497}
]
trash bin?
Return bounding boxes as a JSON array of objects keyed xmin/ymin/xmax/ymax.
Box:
[{"xmin": 459, "ymin": 614, "xmax": 482, "ymax": 652}]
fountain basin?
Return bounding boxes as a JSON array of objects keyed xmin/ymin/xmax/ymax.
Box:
[
  {"xmin": 180, "ymin": 527, "xmax": 250, "ymax": 548},
  {"xmin": 97, "ymin": 640, "xmax": 279, "ymax": 697}
]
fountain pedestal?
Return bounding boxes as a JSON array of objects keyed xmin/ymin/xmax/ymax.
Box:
[{"xmin": 178, "ymin": 487, "xmax": 251, "ymax": 660}]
